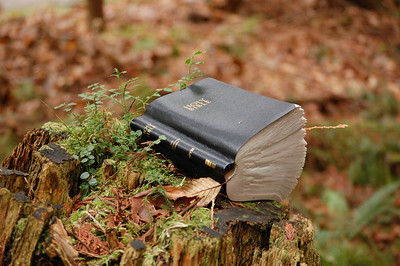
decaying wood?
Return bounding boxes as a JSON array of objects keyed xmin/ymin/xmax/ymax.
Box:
[
  {"xmin": 119, "ymin": 201, "xmax": 320, "ymax": 265},
  {"xmin": 2, "ymin": 128, "xmax": 63, "ymax": 173},
  {"xmin": 119, "ymin": 165, "xmax": 141, "ymax": 191},
  {"xmin": 45, "ymin": 217, "xmax": 79, "ymax": 266},
  {"xmin": 260, "ymin": 214, "xmax": 321, "ymax": 266},
  {"xmin": 0, "ymin": 188, "xmax": 30, "ymax": 262},
  {"xmin": 27, "ymin": 143, "xmax": 78, "ymax": 204},
  {"xmin": 0, "ymin": 126, "xmax": 80, "ymax": 265},
  {"xmin": 120, "ymin": 240, "xmax": 146, "ymax": 266},
  {"xmin": 101, "ymin": 159, "xmax": 116, "ymax": 179},
  {"xmin": 9, "ymin": 205, "xmax": 54, "ymax": 266},
  {"xmin": 0, "ymin": 166, "xmax": 28, "ymax": 193}
]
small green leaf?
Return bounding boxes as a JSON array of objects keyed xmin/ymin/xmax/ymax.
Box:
[
  {"xmin": 88, "ymin": 168, "xmax": 97, "ymax": 174},
  {"xmin": 80, "ymin": 172, "xmax": 90, "ymax": 180},
  {"xmin": 87, "ymin": 145, "xmax": 95, "ymax": 151},
  {"xmin": 349, "ymin": 182, "xmax": 400, "ymax": 238},
  {"xmin": 81, "ymin": 158, "xmax": 88, "ymax": 163},
  {"xmin": 185, "ymin": 58, "xmax": 191, "ymax": 64},
  {"xmin": 54, "ymin": 103, "xmax": 65, "ymax": 109},
  {"xmin": 88, "ymin": 178, "xmax": 98, "ymax": 186}
]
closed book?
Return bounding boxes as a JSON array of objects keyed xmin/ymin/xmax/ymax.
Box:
[{"xmin": 131, "ymin": 78, "xmax": 307, "ymax": 201}]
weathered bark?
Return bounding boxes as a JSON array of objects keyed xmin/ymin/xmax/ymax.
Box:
[
  {"xmin": 102, "ymin": 159, "xmax": 116, "ymax": 179},
  {"xmin": 120, "ymin": 240, "xmax": 146, "ymax": 266},
  {"xmin": 2, "ymin": 128, "xmax": 63, "ymax": 173},
  {"xmin": 0, "ymin": 167, "xmax": 28, "ymax": 192},
  {"xmin": 45, "ymin": 218, "xmax": 79, "ymax": 266},
  {"xmin": 118, "ymin": 201, "xmax": 320, "ymax": 265},
  {"xmin": 260, "ymin": 214, "xmax": 321, "ymax": 266},
  {"xmin": 9, "ymin": 205, "xmax": 54, "ymax": 266},
  {"xmin": 27, "ymin": 143, "xmax": 78, "ymax": 204},
  {"xmin": 0, "ymin": 126, "xmax": 79, "ymax": 265},
  {"xmin": 0, "ymin": 189, "xmax": 30, "ymax": 262}
]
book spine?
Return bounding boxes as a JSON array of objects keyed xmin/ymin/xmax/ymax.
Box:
[{"xmin": 131, "ymin": 115, "xmax": 231, "ymax": 177}]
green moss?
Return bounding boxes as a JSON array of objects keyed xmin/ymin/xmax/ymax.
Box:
[
  {"xmin": 190, "ymin": 208, "xmax": 212, "ymax": 228},
  {"xmin": 41, "ymin": 122, "xmax": 67, "ymax": 134},
  {"xmin": 11, "ymin": 217, "xmax": 28, "ymax": 242}
]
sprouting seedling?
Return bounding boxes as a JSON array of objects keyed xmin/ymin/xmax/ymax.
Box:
[{"xmin": 178, "ymin": 50, "xmax": 206, "ymax": 90}]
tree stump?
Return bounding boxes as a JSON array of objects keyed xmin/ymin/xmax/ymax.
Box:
[
  {"xmin": 0, "ymin": 127, "xmax": 78, "ymax": 265},
  {"xmin": 0, "ymin": 126, "xmax": 321, "ymax": 265},
  {"xmin": 0, "ymin": 189, "xmax": 30, "ymax": 261},
  {"xmin": 0, "ymin": 167, "xmax": 28, "ymax": 192},
  {"xmin": 118, "ymin": 200, "xmax": 320, "ymax": 265},
  {"xmin": 2, "ymin": 128, "xmax": 63, "ymax": 173},
  {"xmin": 45, "ymin": 217, "xmax": 79, "ymax": 266},
  {"xmin": 9, "ymin": 205, "xmax": 54, "ymax": 266},
  {"xmin": 27, "ymin": 143, "xmax": 78, "ymax": 204}
]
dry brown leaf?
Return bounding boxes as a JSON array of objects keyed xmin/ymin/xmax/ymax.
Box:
[
  {"xmin": 73, "ymin": 223, "xmax": 109, "ymax": 256},
  {"xmin": 165, "ymin": 177, "xmax": 221, "ymax": 207},
  {"xmin": 139, "ymin": 201, "xmax": 158, "ymax": 223}
]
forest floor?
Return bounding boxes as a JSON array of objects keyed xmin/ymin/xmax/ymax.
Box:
[
  {"xmin": 0, "ymin": 0, "xmax": 78, "ymax": 11},
  {"xmin": 1, "ymin": 0, "xmax": 400, "ymax": 264}
]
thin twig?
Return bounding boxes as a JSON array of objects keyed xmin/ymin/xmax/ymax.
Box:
[
  {"xmin": 305, "ymin": 124, "xmax": 348, "ymax": 131},
  {"xmin": 179, "ymin": 197, "xmax": 201, "ymax": 216},
  {"xmin": 85, "ymin": 211, "xmax": 106, "ymax": 234},
  {"xmin": 127, "ymin": 99, "xmax": 136, "ymax": 113},
  {"xmin": 139, "ymin": 227, "xmax": 153, "ymax": 243},
  {"xmin": 210, "ymin": 198, "xmax": 215, "ymax": 230},
  {"xmin": 24, "ymin": 176, "xmax": 36, "ymax": 198}
]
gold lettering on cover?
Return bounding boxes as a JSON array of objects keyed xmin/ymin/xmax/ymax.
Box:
[
  {"xmin": 188, "ymin": 148, "xmax": 195, "ymax": 158},
  {"xmin": 170, "ymin": 139, "xmax": 181, "ymax": 150},
  {"xmin": 205, "ymin": 159, "xmax": 216, "ymax": 169},
  {"xmin": 183, "ymin": 98, "xmax": 211, "ymax": 111},
  {"xmin": 143, "ymin": 123, "xmax": 156, "ymax": 137}
]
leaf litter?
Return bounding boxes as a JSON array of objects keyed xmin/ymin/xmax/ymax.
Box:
[{"xmin": 66, "ymin": 177, "xmax": 221, "ymax": 259}]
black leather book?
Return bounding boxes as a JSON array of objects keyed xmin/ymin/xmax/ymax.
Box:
[{"xmin": 131, "ymin": 78, "xmax": 307, "ymax": 201}]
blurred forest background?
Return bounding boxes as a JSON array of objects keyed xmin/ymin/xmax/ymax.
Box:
[{"xmin": 1, "ymin": 0, "xmax": 400, "ymax": 264}]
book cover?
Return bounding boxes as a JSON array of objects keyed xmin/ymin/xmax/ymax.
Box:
[{"xmin": 131, "ymin": 78, "xmax": 307, "ymax": 201}]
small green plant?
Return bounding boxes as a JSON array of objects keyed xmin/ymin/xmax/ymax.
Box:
[
  {"xmin": 54, "ymin": 51, "xmax": 205, "ymax": 193},
  {"xmin": 178, "ymin": 50, "xmax": 205, "ymax": 90},
  {"xmin": 54, "ymin": 70, "xmax": 172, "ymax": 192},
  {"xmin": 314, "ymin": 182, "xmax": 400, "ymax": 265}
]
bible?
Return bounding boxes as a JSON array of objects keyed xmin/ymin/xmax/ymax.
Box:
[{"xmin": 130, "ymin": 78, "xmax": 307, "ymax": 201}]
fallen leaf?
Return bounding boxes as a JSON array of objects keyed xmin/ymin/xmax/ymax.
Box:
[
  {"xmin": 285, "ymin": 223, "xmax": 295, "ymax": 241},
  {"xmin": 73, "ymin": 223, "xmax": 109, "ymax": 256},
  {"xmin": 165, "ymin": 177, "xmax": 221, "ymax": 207},
  {"xmin": 139, "ymin": 201, "xmax": 159, "ymax": 223}
]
